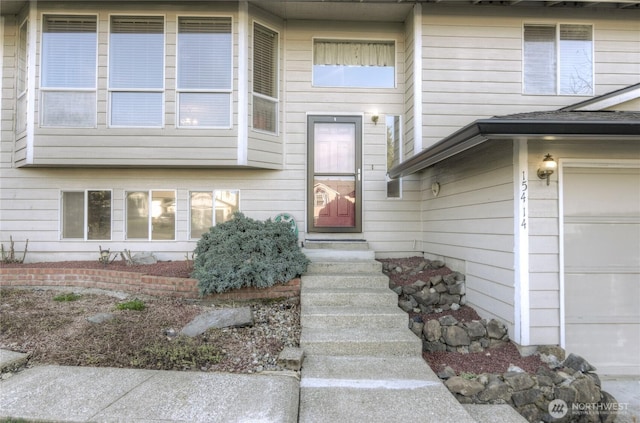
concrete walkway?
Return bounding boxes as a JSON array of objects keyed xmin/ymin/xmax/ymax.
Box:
[{"xmin": 0, "ymin": 354, "xmax": 299, "ymax": 422}]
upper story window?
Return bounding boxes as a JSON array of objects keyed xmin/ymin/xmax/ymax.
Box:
[
  {"xmin": 177, "ymin": 17, "xmax": 232, "ymax": 128},
  {"xmin": 41, "ymin": 15, "xmax": 97, "ymax": 128},
  {"xmin": 523, "ymin": 24, "xmax": 593, "ymax": 95},
  {"xmin": 109, "ymin": 16, "xmax": 164, "ymax": 127},
  {"xmin": 16, "ymin": 19, "xmax": 28, "ymax": 133},
  {"xmin": 313, "ymin": 39, "xmax": 395, "ymax": 88},
  {"xmin": 252, "ymin": 23, "xmax": 279, "ymax": 134}
]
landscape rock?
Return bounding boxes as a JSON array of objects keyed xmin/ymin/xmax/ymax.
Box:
[
  {"xmin": 414, "ymin": 288, "xmax": 440, "ymax": 306},
  {"xmin": 477, "ymin": 379, "xmax": 511, "ymax": 402},
  {"xmin": 437, "ymin": 365, "xmax": 457, "ymax": 379},
  {"xmin": 442, "ymin": 326, "xmax": 470, "ymax": 347},
  {"xmin": 503, "ymin": 372, "xmax": 535, "ymax": 391},
  {"xmin": 86, "ymin": 313, "xmax": 116, "ymax": 324},
  {"xmin": 464, "ymin": 321, "xmax": 486, "ymax": 339},
  {"xmin": 131, "ymin": 252, "xmax": 157, "ymax": 265},
  {"xmin": 445, "ymin": 376, "xmax": 485, "ymax": 397},
  {"xmin": 181, "ymin": 307, "xmax": 254, "ymax": 337},
  {"xmin": 423, "ymin": 319, "xmax": 441, "ymax": 342},
  {"xmin": 486, "ymin": 319, "xmax": 508, "ymax": 339},
  {"xmin": 438, "ymin": 315, "xmax": 458, "ymax": 326},
  {"xmin": 563, "ymin": 353, "xmax": 596, "ymax": 373}
]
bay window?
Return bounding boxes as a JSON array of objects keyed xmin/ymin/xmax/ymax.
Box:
[
  {"xmin": 524, "ymin": 24, "xmax": 593, "ymax": 95},
  {"xmin": 61, "ymin": 190, "xmax": 112, "ymax": 240},
  {"xmin": 109, "ymin": 16, "xmax": 164, "ymax": 127},
  {"xmin": 177, "ymin": 17, "xmax": 232, "ymax": 128},
  {"xmin": 41, "ymin": 15, "xmax": 97, "ymax": 127},
  {"xmin": 252, "ymin": 23, "xmax": 278, "ymax": 133}
]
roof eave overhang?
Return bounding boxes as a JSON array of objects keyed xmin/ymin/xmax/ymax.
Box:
[{"xmin": 388, "ymin": 119, "xmax": 640, "ymax": 179}]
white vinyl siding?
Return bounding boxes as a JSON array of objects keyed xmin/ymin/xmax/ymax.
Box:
[
  {"xmin": 41, "ymin": 15, "xmax": 97, "ymax": 128},
  {"xmin": 523, "ymin": 23, "xmax": 593, "ymax": 95},
  {"xmin": 252, "ymin": 22, "xmax": 278, "ymax": 134},
  {"xmin": 109, "ymin": 16, "xmax": 164, "ymax": 127},
  {"xmin": 420, "ymin": 140, "xmax": 516, "ymax": 334},
  {"xmin": 177, "ymin": 16, "xmax": 232, "ymax": 128}
]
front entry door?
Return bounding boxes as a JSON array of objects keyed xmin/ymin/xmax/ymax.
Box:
[{"xmin": 308, "ymin": 115, "xmax": 362, "ymax": 233}]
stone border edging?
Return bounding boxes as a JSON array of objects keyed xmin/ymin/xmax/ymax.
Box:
[{"xmin": 0, "ymin": 268, "xmax": 300, "ymax": 301}]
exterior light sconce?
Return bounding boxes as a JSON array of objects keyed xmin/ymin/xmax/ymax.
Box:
[
  {"xmin": 371, "ymin": 114, "xmax": 379, "ymax": 125},
  {"xmin": 537, "ymin": 153, "xmax": 557, "ymax": 186}
]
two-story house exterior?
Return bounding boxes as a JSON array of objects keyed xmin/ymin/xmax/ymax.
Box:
[{"xmin": 2, "ymin": 0, "xmax": 639, "ymax": 375}]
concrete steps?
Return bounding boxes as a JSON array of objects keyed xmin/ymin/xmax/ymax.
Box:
[
  {"xmin": 299, "ymin": 245, "xmax": 476, "ymax": 422},
  {"xmin": 301, "ymin": 305, "xmax": 410, "ymax": 329},
  {"xmin": 301, "ymin": 327, "xmax": 422, "ymax": 356}
]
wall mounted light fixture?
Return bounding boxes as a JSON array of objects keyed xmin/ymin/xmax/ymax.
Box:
[
  {"xmin": 537, "ymin": 153, "xmax": 557, "ymax": 186},
  {"xmin": 371, "ymin": 114, "xmax": 379, "ymax": 125}
]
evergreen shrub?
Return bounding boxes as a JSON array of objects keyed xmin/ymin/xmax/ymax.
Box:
[{"xmin": 191, "ymin": 212, "xmax": 309, "ymax": 294}]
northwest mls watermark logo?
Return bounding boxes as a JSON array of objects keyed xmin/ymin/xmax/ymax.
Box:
[
  {"xmin": 549, "ymin": 399, "xmax": 568, "ymax": 419},
  {"xmin": 548, "ymin": 398, "xmax": 629, "ymax": 420}
]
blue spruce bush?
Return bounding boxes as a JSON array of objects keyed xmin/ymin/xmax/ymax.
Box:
[{"xmin": 191, "ymin": 212, "xmax": 309, "ymax": 294}]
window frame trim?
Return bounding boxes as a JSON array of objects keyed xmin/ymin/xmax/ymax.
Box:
[
  {"xmin": 385, "ymin": 115, "xmax": 403, "ymax": 199},
  {"xmin": 522, "ymin": 21, "xmax": 595, "ymax": 96},
  {"xmin": 107, "ymin": 14, "xmax": 167, "ymax": 128},
  {"xmin": 251, "ymin": 20, "xmax": 280, "ymax": 135},
  {"xmin": 125, "ymin": 189, "xmax": 177, "ymax": 241},
  {"xmin": 60, "ymin": 189, "xmax": 113, "ymax": 241},
  {"xmin": 311, "ymin": 37, "xmax": 398, "ymax": 89},
  {"xmin": 175, "ymin": 14, "xmax": 234, "ymax": 130},
  {"xmin": 188, "ymin": 189, "xmax": 241, "ymax": 239},
  {"xmin": 39, "ymin": 13, "xmax": 99, "ymax": 128}
]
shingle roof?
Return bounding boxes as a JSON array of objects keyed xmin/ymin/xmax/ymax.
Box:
[{"xmin": 388, "ymin": 109, "xmax": 640, "ymax": 179}]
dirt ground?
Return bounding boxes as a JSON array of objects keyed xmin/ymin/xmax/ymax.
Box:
[{"xmin": 1, "ymin": 258, "xmax": 543, "ymax": 376}]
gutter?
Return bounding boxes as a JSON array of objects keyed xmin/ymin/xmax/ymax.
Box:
[{"xmin": 388, "ymin": 118, "xmax": 640, "ymax": 179}]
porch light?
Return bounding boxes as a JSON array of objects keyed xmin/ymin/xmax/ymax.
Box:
[
  {"xmin": 371, "ymin": 114, "xmax": 379, "ymax": 125},
  {"xmin": 537, "ymin": 153, "xmax": 557, "ymax": 186}
]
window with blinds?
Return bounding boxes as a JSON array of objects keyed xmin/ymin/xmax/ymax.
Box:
[
  {"xmin": 523, "ymin": 24, "xmax": 593, "ymax": 95},
  {"xmin": 313, "ymin": 39, "xmax": 395, "ymax": 88},
  {"xmin": 16, "ymin": 19, "xmax": 28, "ymax": 133},
  {"xmin": 252, "ymin": 23, "xmax": 278, "ymax": 134},
  {"xmin": 41, "ymin": 15, "xmax": 97, "ymax": 127},
  {"xmin": 109, "ymin": 16, "xmax": 164, "ymax": 127},
  {"xmin": 177, "ymin": 16, "xmax": 232, "ymax": 128}
]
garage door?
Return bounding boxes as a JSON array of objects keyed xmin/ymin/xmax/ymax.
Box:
[{"xmin": 563, "ymin": 165, "xmax": 640, "ymax": 376}]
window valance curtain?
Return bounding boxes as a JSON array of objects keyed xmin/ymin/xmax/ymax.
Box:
[{"xmin": 314, "ymin": 40, "xmax": 394, "ymax": 67}]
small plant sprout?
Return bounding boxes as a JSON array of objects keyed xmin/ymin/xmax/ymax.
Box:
[{"xmin": 116, "ymin": 299, "xmax": 146, "ymax": 311}]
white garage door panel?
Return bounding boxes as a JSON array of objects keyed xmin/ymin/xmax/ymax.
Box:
[
  {"xmin": 565, "ymin": 324, "xmax": 640, "ymax": 375},
  {"xmin": 565, "ymin": 273, "xmax": 640, "ymax": 319},
  {"xmin": 564, "ymin": 223, "xmax": 640, "ymax": 268},
  {"xmin": 563, "ymin": 165, "xmax": 640, "ymax": 376},
  {"xmin": 563, "ymin": 168, "xmax": 640, "ymax": 216}
]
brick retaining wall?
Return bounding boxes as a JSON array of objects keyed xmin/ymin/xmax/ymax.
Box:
[{"xmin": 0, "ymin": 268, "xmax": 300, "ymax": 301}]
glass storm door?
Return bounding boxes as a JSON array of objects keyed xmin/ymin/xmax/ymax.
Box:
[{"xmin": 308, "ymin": 115, "xmax": 362, "ymax": 233}]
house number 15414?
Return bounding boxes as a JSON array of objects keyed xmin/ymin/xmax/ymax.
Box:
[{"xmin": 521, "ymin": 171, "xmax": 527, "ymax": 230}]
